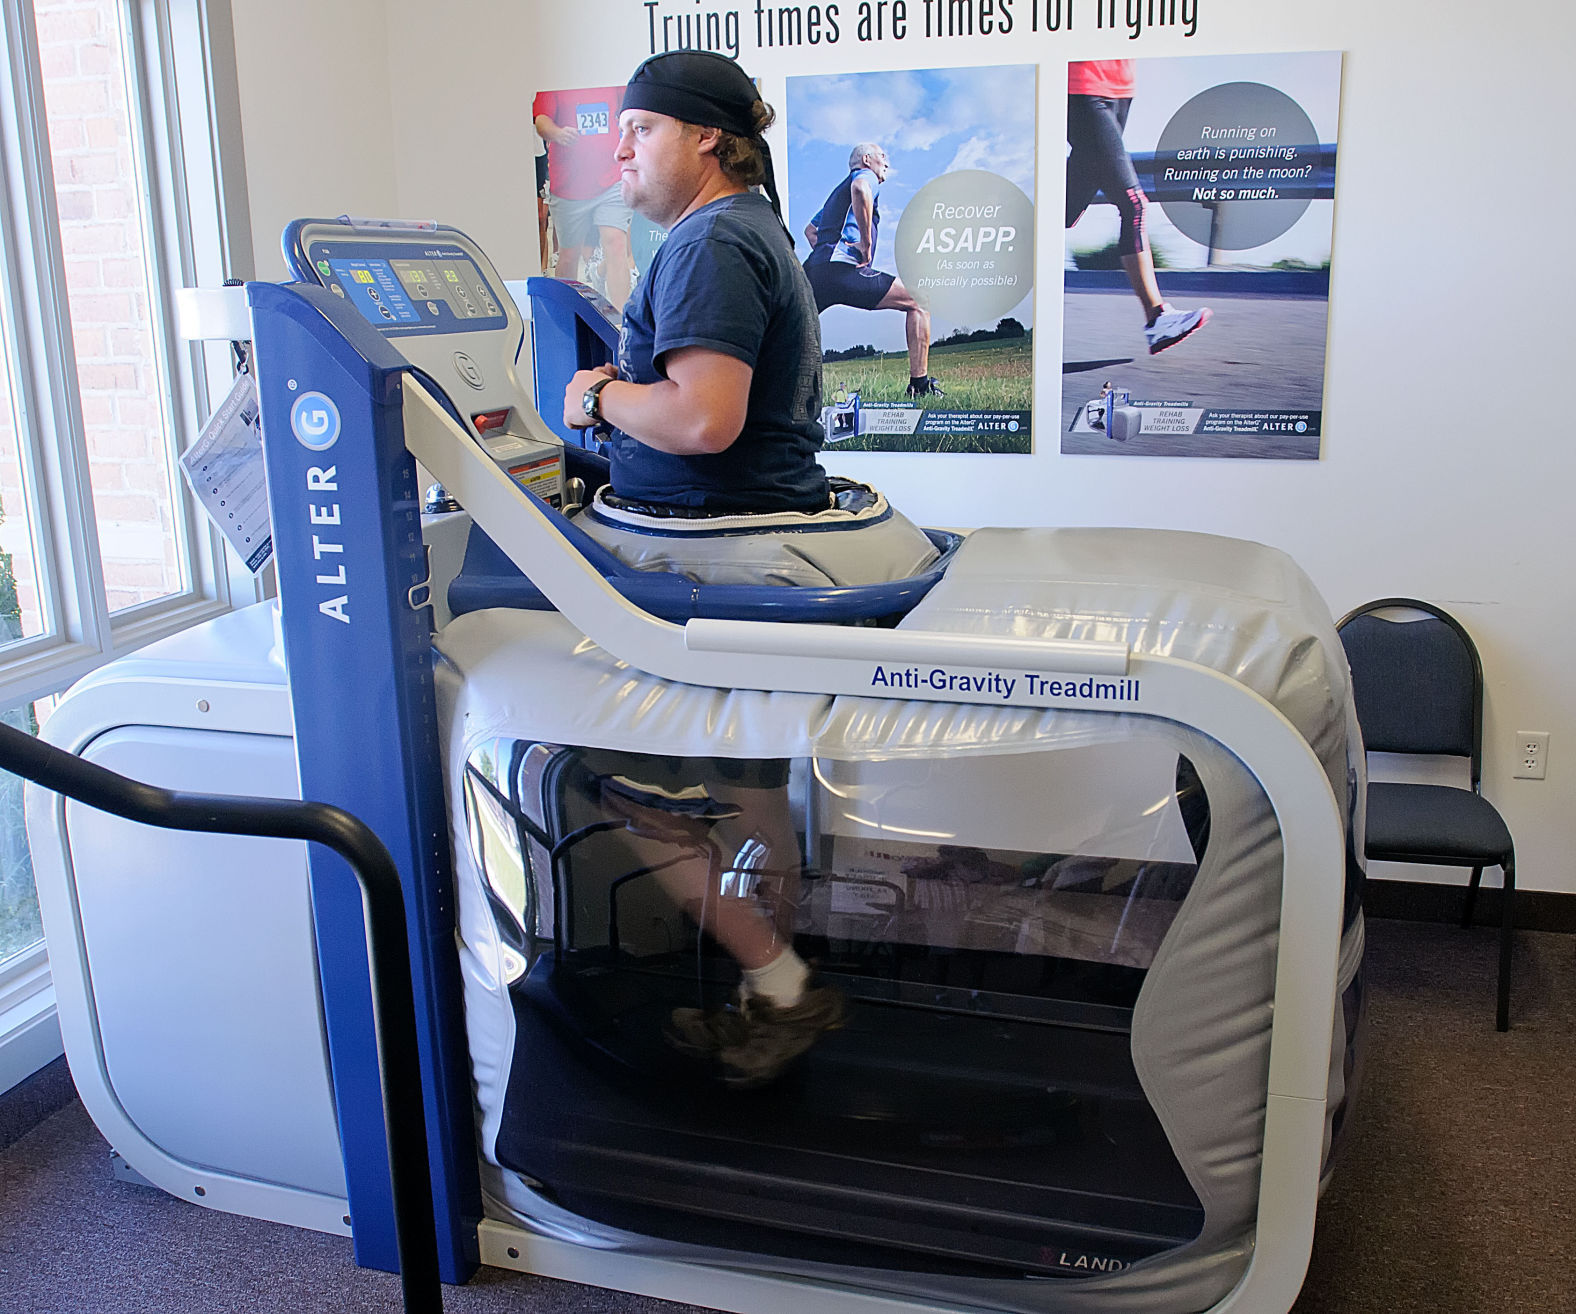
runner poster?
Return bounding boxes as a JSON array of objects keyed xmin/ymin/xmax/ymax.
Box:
[
  {"xmin": 531, "ymin": 81, "xmax": 640, "ymax": 313},
  {"xmin": 787, "ymin": 65, "xmax": 1036, "ymax": 454},
  {"xmin": 1062, "ymin": 50, "xmax": 1342, "ymax": 459}
]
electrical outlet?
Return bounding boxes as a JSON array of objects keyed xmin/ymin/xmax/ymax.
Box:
[{"xmin": 1513, "ymin": 731, "xmax": 1550, "ymax": 780}]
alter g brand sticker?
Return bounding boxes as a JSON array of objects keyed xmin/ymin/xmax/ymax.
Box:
[{"xmin": 290, "ymin": 391, "xmax": 340, "ymax": 450}]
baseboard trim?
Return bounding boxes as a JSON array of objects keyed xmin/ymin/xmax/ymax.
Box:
[
  {"xmin": 1365, "ymin": 878, "xmax": 1576, "ymax": 934},
  {"xmin": 0, "ymin": 1054, "xmax": 74, "ymax": 1152},
  {"xmin": 1, "ymin": 972, "xmax": 63, "ymax": 1099}
]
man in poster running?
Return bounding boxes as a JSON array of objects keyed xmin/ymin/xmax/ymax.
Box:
[
  {"xmin": 1066, "ymin": 60, "xmax": 1212, "ymax": 354},
  {"xmin": 803, "ymin": 144, "xmax": 944, "ymax": 400},
  {"xmin": 533, "ymin": 84, "xmax": 637, "ymax": 312}
]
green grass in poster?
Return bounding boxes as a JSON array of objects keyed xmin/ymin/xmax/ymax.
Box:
[{"xmin": 821, "ymin": 337, "xmax": 1033, "ymax": 453}]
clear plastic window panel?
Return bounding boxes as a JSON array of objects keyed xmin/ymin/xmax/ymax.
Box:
[
  {"xmin": 466, "ymin": 739, "xmax": 1206, "ymax": 1005},
  {"xmin": 462, "ymin": 735, "xmax": 1212, "ymax": 1278}
]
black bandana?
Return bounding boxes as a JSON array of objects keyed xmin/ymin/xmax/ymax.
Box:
[{"xmin": 622, "ymin": 51, "xmax": 787, "ymax": 230}]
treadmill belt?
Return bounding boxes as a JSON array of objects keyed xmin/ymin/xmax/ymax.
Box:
[{"xmin": 495, "ymin": 956, "xmax": 1204, "ymax": 1277}]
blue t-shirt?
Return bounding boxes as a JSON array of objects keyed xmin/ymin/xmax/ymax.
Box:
[
  {"xmin": 611, "ymin": 192, "xmax": 829, "ymax": 513},
  {"xmin": 809, "ymin": 168, "xmax": 880, "ymax": 266}
]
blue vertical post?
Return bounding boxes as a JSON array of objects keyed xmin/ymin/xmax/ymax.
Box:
[
  {"xmin": 526, "ymin": 277, "xmax": 620, "ymax": 446},
  {"xmin": 248, "ymin": 281, "xmax": 480, "ymax": 1281}
]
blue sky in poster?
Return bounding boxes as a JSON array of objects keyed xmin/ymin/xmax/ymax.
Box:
[{"xmin": 786, "ymin": 64, "xmax": 1037, "ymax": 351}]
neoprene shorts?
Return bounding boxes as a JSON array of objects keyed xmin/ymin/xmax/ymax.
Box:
[
  {"xmin": 585, "ymin": 749, "xmax": 792, "ymax": 794},
  {"xmin": 803, "ymin": 251, "xmax": 896, "ymax": 312},
  {"xmin": 1065, "ymin": 94, "xmax": 1148, "ymax": 258}
]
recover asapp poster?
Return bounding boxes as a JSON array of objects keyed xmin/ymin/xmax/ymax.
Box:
[
  {"xmin": 1062, "ymin": 51, "xmax": 1342, "ymax": 459},
  {"xmin": 788, "ymin": 65, "xmax": 1036, "ymax": 454}
]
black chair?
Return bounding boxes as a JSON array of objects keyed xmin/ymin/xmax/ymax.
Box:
[{"xmin": 1337, "ymin": 599, "xmax": 1517, "ymax": 1031}]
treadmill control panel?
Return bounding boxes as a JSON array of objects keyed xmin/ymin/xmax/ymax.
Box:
[
  {"xmin": 286, "ymin": 219, "xmax": 562, "ymax": 507},
  {"xmin": 310, "ymin": 246, "xmax": 507, "ymax": 333}
]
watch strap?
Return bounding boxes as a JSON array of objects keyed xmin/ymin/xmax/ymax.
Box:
[{"xmin": 583, "ymin": 376, "xmax": 615, "ymax": 422}]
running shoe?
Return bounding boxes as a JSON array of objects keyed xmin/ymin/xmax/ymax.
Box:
[
  {"xmin": 1145, "ymin": 304, "xmax": 1212, "ymax": 355},
  {"xmin": 905, "ymin": 376, "xmax": 946, "ymax": 400},
  {"xmin": 668, "ymin": 985, "xmax": 846, "ymax": 1088}
]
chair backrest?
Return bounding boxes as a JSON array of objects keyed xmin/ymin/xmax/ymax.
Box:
[{"xmin": 1336, "ymin": 598, "xmax": 1484, "ymax": 785}]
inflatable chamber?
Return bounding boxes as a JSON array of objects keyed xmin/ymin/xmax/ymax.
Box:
[
  {"xmin": 439, "ymin": 527, "xmax": 1367, "ymax": 1313},
  {"xmin": 28, "ymin": 220, "xmax": 1363, "ymax": 1313}
]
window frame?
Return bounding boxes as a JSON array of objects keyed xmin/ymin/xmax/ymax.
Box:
[
  {"xmin": 0, "ymin": 0, "xmax": 254, "ymax": 1083},
  {"xmin": 0, "ymin": 0, "xmax": 256, "ymax": 714}
]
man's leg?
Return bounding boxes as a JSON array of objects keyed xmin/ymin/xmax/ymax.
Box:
[
  {"xmin": 599, "ymin": 770, "xmax": 797, "ymax": 980},
  {"xmin": 554, "ymin": 242, "xmax": 590, "ymax": 282},
  {"xmin": 1070, "ymin": 95, "xmax": 1210, "ymax": 354},
  {"xmin": 597, "ymin": 224, "xmax": 634, "ymax": 313},
  {"xmin": 536, "ymin": 156, "xmax": 552, "ymax": 274},
  {"xmin": 708, "ymin": 779, "xmax": 805, "ymax": 955},
  {"xmin": 1120, "ymin": 244, "xmax": 1165, "ymax": 324},
  {"xmin": 1110, "ymin": 179, "xmax": 1212, "ymax": 354},
  {"xmin": 647, "ymin": 852, "xmax": 785, "ymax": 970},
  {"xmin": 605, "ymin": 766, "xmax": 841, "ymax": 1087},
  {"xmin": 875, "ymin": 280, "xmax": 943, "ymax": 398}
]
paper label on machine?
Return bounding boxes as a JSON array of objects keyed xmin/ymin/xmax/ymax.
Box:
[{"xmin": 180, "ymin": 371, "xmax": 274, "ymax": 574}]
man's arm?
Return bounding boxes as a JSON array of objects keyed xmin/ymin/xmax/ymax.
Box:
[
  {"xmin": 533, "ymin": 112, "xmax": 580, "ymax": 146},
  {"xmin": 850, "ymin": 175, "xmax": 876, "ymax": 265},
  {"xmin": 564, "ymin": 347, "xmax": 752, "ymax": 455},
  {"xmin": 804, "ymin": 219, "xmax": 819, "ymax": 246}
]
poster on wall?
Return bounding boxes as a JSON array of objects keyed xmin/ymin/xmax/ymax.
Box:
[
  {"xmin": 787, "ymin": 65, "xmax": 1036, "ymax": 454},
  {"xmin": 531, "ymin": 82, "xmax": 640, "ymax": 314},
  {"xmin": 1062, "ymin": 51, "xmax": 1342, "ymax": 459}
]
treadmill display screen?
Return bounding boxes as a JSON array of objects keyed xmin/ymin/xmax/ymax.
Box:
[
  {"xmin": 307, "ymin": 239, "xmax": 508, "ymax": 335},
  {"xmin": 391, "ymin": 257, "xmax": 503, "ymax": 321},
  {"xmin": 326, "ymin": 258, "xmax": 420, "ymax": 326}
]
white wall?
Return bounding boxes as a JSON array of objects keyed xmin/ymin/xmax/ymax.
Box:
[
  {"xmin": 230, "ymin": 0, "xmax": 400, "ymax": 278},
  {"xmin": 230, "ymin": 0, "xmax": 1576, "ymax": 895}
]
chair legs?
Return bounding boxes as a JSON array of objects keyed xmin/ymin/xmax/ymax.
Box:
[
  {"xmin": 1461, "ymin": 865, "xmax": 1484, "ymax": 928},
  {"xmin": 1496, "ymin": 857, "xmax": 1515, "ymax": 1033},
  {"xmin": 1460, "ymin": 860, "xmax": 1513, "ymax": 1031}
]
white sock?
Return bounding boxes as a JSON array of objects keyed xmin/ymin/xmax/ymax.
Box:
[{"xmin": 741, "ymin": 947, "xmax": 809, "ymax": 1008}]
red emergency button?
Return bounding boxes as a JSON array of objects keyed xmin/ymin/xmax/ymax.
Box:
[{"xmin": 472, "ymin": 409, "xmax": 510, "ymax": 434}]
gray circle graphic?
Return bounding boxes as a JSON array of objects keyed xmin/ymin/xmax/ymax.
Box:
[
  {"xmin": 1156, "ymin": 82, "xmax": 1318, "ymax": 251},
  {"xmin": 894, "ymin": 170, "xmax": 1034, "ymax": 322}
]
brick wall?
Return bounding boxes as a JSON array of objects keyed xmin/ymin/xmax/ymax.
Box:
[{"xmin": 0, "ymin": 0, "xmax": 183, "ymax": 639}]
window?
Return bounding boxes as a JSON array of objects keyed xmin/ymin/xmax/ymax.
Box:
[
  {"xmin": 0, "ymin": 0, "xmax": 252, "ymax": 1075},
  {"xmin": 0, "ymin": 701, "xmax": 45, "ymax": 962},
  {"xmin": 37, "ymin": 0, "xmax": 187, "ymax": 614},
  {"xmin": 0, "ymin": 325, "xmax": 45, "ymax": 644}
]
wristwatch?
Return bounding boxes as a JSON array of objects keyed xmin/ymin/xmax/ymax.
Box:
[{"xmin": 582, "ymin": 376, "xmax": 615, "ymax": 424}]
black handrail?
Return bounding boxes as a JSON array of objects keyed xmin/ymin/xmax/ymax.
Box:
[{"xmin": 0, "ymin": 721, "xmax": 443, "ymax": 1314}]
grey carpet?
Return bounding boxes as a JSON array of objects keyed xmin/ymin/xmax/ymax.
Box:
[
  {"xmin": 1, "ymin": 920, "xmax": 1572, "ymax": 1313},
  {"xmin": 1291, "ymin": 921, "xmax": 1575, "ymax": 1313}
]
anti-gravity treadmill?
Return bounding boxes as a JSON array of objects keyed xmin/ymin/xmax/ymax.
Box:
[
  {"xmin": 441, "ymin": 513, "xmax": 1369, "ymax": 1314},
  {"xmin": 29, "ymin": 218, "xmax": 1365, "ymax": 1314}
]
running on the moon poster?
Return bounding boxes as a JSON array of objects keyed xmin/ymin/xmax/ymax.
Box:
[{"xmin": 1062, "ymin": 50, "xmax": 1342, "ymax": 459}]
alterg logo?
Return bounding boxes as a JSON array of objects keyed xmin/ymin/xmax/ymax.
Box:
[{"xmin": 290, "ymin": 391, "xmax": 340, "ymax": 450}]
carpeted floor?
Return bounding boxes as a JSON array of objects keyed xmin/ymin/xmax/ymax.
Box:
[
  {"xmin": 1292, "ymin": 921, "xmax": 1575, "ymax": 1313},
  {"xmin": 1, "ymin": 919, "xmax": 1571, "ymax": 1313}
]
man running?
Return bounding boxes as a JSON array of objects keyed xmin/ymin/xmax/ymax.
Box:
[{"xmin": 1067, "ymin": 60, "xmax": 1212, "ymax": 354}]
